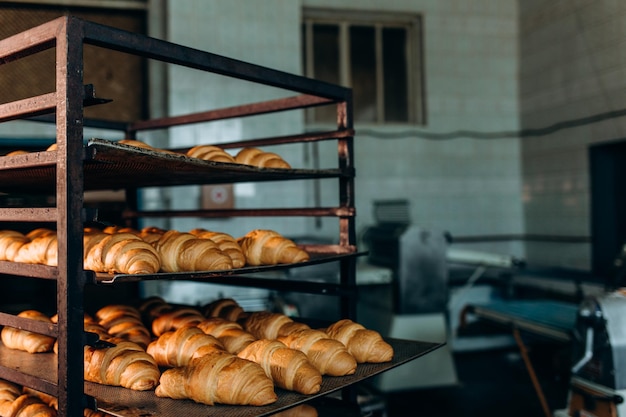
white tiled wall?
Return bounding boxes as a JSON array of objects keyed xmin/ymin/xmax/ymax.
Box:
[{"xmin": 519, "ymin": 1, "xmax": 626, "ymax": 270}]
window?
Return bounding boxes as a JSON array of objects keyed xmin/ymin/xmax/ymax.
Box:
[{"xmin": 302, "ymin": 9, "xmax": 425, "ymax": 125}]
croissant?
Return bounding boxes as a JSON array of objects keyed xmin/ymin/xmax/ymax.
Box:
[
  {"xmin": 237, "ymin": 229, "xmax": 309, "ymax": 266},
  {"xmin": 95, "ymin": 305, "xmax": 151, "ymax": 349},
  {"xmin": 20, "ymin": 385, "xmax": 113, "ymax": 417},
  {"xmin": 270, "ymin": 404, "xmax": 319, "ymax": 417},
  {"xmin": 155, "ymin": 351, "xmax": 277, "ymax": 406},
  {"xmin": 324, "ymin": 319, "xmax": 394, "ymax": 363},
  {"xmin": 95, "ymin": 304, "xmax": 142, "ymax": 322},
  {"xmin": 0, "ymin": 230, "xmax": 29, "ymax": 261},
  {"xmin": 196, "ymin": 317, "xmax": 256, "ymax": 354},
  {"xmin": 12, "ymin": 229, "xmax": 58, "ymax": 266},
  {"xmin": 118, "ymin": 139, "xmax": 155, "ymax": 150},
  {"xmin": 237, "ymin": 339, "xmax": 322, "ymax": 395},
  {"xmin": 147, "ymin": 326, "xmax": 225, "ymax": 367},
  {"xmin": 138, "ymin": 226, "xmax": 167, "ymax": 245},
  {"xmin": 137, "ymin": 296, "xmax": 173, "ymax": 327},
  {"xmin": 84, "ymin": 339, "xmax": 160, "ymax": 391},
  {"xmin": 5, "ymin": 150, "xmax": 29, "ymax": 156},
  {"xmin": 102, "ymin": 225, "xmax": 140, "ymax": 235},
  {"xmin": 186, "ymin": 145, "xmax": 236, "ymax": 163},
  {"xmin": 277, "ymin": 329, "xmax": 357, "ymax": 376},
  {"xmin": 235, "ymin": 147, "xmax": 291, "ymax": 169},
  {"xmin": 243, "ymin": 311, "xmax": 310, "ymax": 340},
  {"xmin": 188, "ymin": 228, "xmax": 246, "ymax": 268},
  {"xmin": 84, "ymin": 232, "xmax": 161, "ymax": 275},
  {"xmin": 0, "ymin": 393, "xmax": 56, "ymax": 417},
  {"xmin": 0, "ymin": 379, "xmax": 21, "ymax": 403},
  {"xmin": 21, "ymin": 387, "xmax": 58, "ymax": 412},
  {"xmin": 201, "ymin": 298, "xmax": 247, "ymax": 322},
  {"xmin": 150, "ymin": 307, "xmax": 205, "ymax": 337},
  {"xmin": 152, "ymin": 230, "xmax": 233, "ymax": 272},
  {"xmin": 1, "ymin": 310, "xmax": 56, "ymax": 354}
]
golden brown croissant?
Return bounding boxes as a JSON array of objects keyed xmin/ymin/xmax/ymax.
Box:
[
  {"xmin": 95, "ymin": 305, "xmax": 151, "ymax": 349},
  {"xmin": 152, "ymin": 230, "xmax": 233, "ymax": 272},
  {"xmin": 1, "ymin": 310, "xmax": 56, "ymax": 354},
  {"xmin": 186, "ymin": 145, "xmax": 235, "ymax": 163},
  {"xmin": 196, "ymin": 317, "xmax": 256, "ymax": 354},
  {"xmin": 0, "ymin": 379, "xmax": 21, "ymax": 403},
  {"xmin": 138, "ymin": 226, "xmax": 167, "ymax": 245},
  {"xmin": 0, "ymin": 230, "xmax": 29, "ymax": 262},
  {"xmin": 84, "ymin": 339, "xmax": 160, "ymax": 391},
  {"xmin": 147, "ymin": 326, "xmax": 225, "ymax": 367},
  {"xmin": 137, "ymin": 295, "xmax": 173, "ymax": 327},
  {"xmin": 324, "ymin": 319, "xmax": 394, "ymax": 363},
  {"xmin": 188, "ymin": 228, "xmax": 246, "ymax": 268},
  {"xmin": 155, "ymin": 350, "xmax": 277, "ymax": 406},
  {"xmin": 237, "ymin": 339, "xmax": 322, "ymax": 395},
  {"xmin": 243, "ymin": 311, "xmax": 310, "ymax": 340},
  {"xmin": 12, "ymin": 229, "xmax": 58, "ymax": 266},
  {"xmin": 0, "ymin": 393, "xmax": 56, "ymax": 417},
  {"xmin": 118, "ymin": 139, "xmax": 154, "ymax": 150},
  {"xmin": 84, "ymin": 232, "xmax": 161, "ymax": 274},
  {"xmin": 150, "ymin": 307, "xmax": 205, "ymax": 337},
  {"xmin": 102, "ymin": 225, "xmax": 140, "ymax": 235},
  {"xmin": 235, "ymin": 147, "xmax": 291, "ymax": 169},
  {"xmin": 118, "ymin": 139, "xmax": 178, "ymax": 155},
  {"xmin": 201, "ymin": 298, "xmax": 247, "ymax": 322},
  {"xmin": 270, "ymin": 404, "xmax": 319, "ymax": 417},
  {"xmin": 5, "ymin": 150, "xmax": 29, "ymax": 156},
  {"xmin": 237, "ymin": 229, "xmax": 309, "ymax": 266},
  {"xmin": 20, "ymin": 387, "xmax": 58, "ymax": 412},
  {"xmin": 277, "ymin": 329, "xmax": 357, "ymax": 376}
]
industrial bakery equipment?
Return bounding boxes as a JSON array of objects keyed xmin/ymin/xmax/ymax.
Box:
[
  {"xmin": 553, "ymin": 290, "xmax": 626, "ymax": 417},
  {"xmin": 359, "ymin": 200, "xmax": 458, "ymax": 391}
]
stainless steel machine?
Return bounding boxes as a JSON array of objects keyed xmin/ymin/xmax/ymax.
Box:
[
  {"xmin": 358, "ymin": 200, "xmax": 458, "ymax": 391},
  {"xmin": 555, "ymin": 290, "xmax": 626, "ymax": 417}
]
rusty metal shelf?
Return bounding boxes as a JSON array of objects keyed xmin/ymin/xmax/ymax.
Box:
[
  {"xmin": 0, "ymin": 338, "xmax": 443, "ymax": 417},
  {"xmin": 0, "ymin": 139, "xmax": 350, "ymax": 194}
]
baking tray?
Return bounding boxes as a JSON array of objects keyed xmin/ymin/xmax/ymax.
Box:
[
  {"xmin": 0, "ymin": 338, "xmax": 442, "ymax": 417},
  {"xmin": 0, "ymin": 139, "xmax": 350, "ymax": 193}
]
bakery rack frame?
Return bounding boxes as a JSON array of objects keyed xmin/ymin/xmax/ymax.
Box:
[{"xmin": 0, "ymin": 16, "xmax": 442, "ymax": 417}]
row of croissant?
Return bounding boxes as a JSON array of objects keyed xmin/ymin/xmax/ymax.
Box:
[
  {"xmin": 0, "ymin": 297, "xmax": 394, "ymax": 408},
  {"xmin": 0, "ymin": 226, "xmax": 310, "ymax": 274},
  {"xmin": 0, "ymin": 378, "xmax": 112, "ymax": 417},
  {"xmin": 6, "ymin": 139, "xmax": 292, "ymax": 169}
]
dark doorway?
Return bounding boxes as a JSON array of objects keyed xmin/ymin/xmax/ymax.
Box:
[{"xmin": 589, "ymin": 139, "xmax": 626, "ymax": 283}]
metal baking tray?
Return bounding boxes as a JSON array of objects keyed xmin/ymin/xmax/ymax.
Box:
[
  {"xmin": 0, "ymin": 139, "xmax": 350, "ymax": 193},
  {"xmin": 0, "ymin": 338, "xmax": 443, "ymax": 417}
]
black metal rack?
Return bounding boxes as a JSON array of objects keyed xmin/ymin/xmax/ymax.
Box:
[{"xmin": 0, "ymin": 16, "xmax": 441, "ymax": 416}]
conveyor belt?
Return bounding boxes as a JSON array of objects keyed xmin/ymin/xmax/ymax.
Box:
[
  {"xmin": 465, "ymin": 300, "xmax": 579, "ymax": 343},
  {"xmin": 463, "ymin": 300, "xmax": 580, "ymax": 417}
]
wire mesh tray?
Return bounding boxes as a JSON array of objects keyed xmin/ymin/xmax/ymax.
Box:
[
  {"xmin": 0, "ymin": 338, "xmax": 442, "ymax": 417},
  {"xmin": 0, "ymin": 139, "xmax": 348, "ymax": 193},
  {"xmin": 94, "ymin": 251, "xmax": 364, "ymax": 285},
  {"xmin": 91, "ymin": 338, "xmax": 442, "ymax": 417}
]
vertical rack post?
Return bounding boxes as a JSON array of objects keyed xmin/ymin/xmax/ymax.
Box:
[
  {"xmin": 336, "ymin": 92, "xmax": 357, "ymax": 321},
  {"xmin": 55, "ymin": 17, "xmax": 87, "ymax": 417}
]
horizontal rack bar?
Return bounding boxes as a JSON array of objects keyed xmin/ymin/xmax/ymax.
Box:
[
  {"xmin": 129, "ymin": 94, "xmax": 334, "ymax": 133},
  {"xmin": 124, "ymin": 206, "xmax": 356, "ymax": 219},
  {"xmin": 0, "ymin": 312, "xmax": 57, "ymax": 337}
]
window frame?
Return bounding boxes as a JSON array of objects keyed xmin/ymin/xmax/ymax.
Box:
[{"xmin": 302, "ymin": 8, "xmax": 425, "ymax": 126}]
